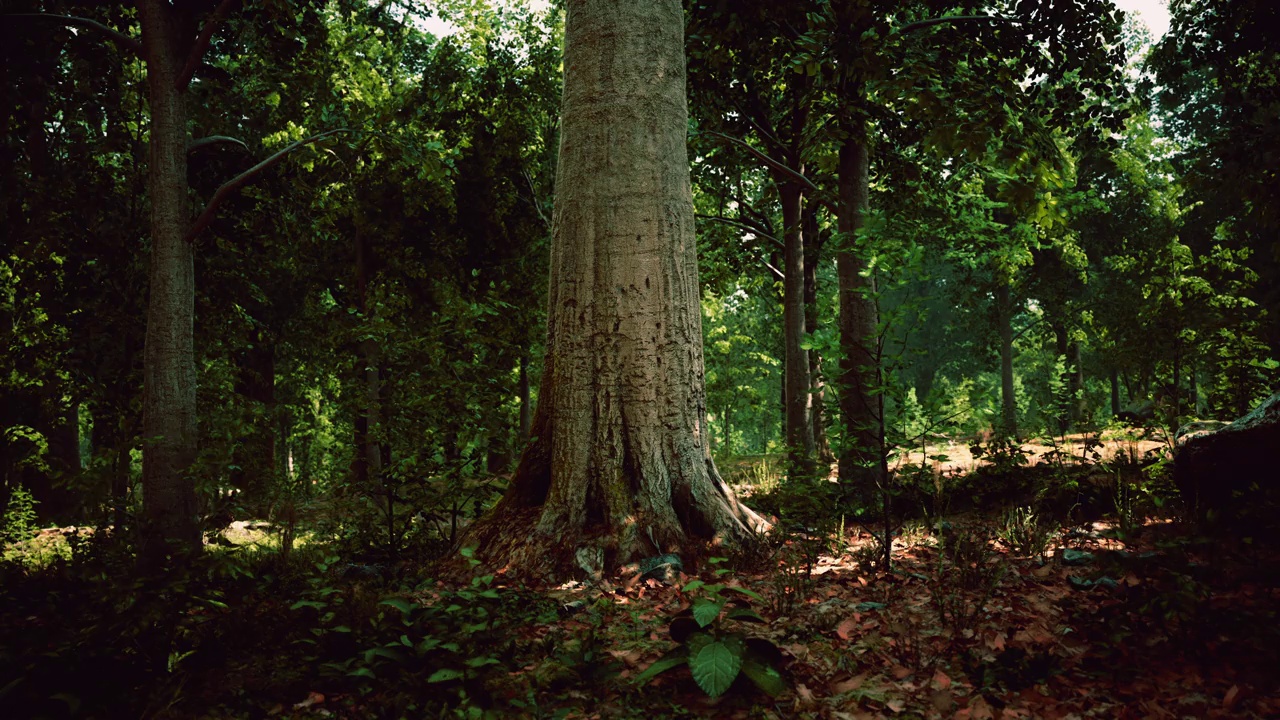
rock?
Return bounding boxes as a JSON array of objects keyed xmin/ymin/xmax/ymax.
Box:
[
  {"xmin": 636, "ymin": 553, "xmax": 682, "ymax": 583},
  {"xmin": 1174, "ymin": 392, "xmax": 1280, "ymax": 519}
]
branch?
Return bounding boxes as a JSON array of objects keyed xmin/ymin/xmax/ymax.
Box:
[
  {"xmin": 7, "ymin": 13, "xmax": 141, "ymax": 55},
  {"xmin": 696, "ymin": 130, "xmax": 820, "ymax": 194},
  {"xmin": 176, "ymin": 0, "xmax": 239, "ymax": 91},
  {"xmin": 522, "ymin": 169, "xmax": 550, "ymax": 230},
  {"xmin": 187, "ymin": 135, "xmax": 248, "ymax": 154},
  {"xmin": 185, "ymin": 128, "xmax": 352, "ymax": 243},
  {"xmin": 895, "ymin": 15, "xmax": 1020, "ymax": 36},
  {"xmin": 695, "ymin": 214, "xmax": 783, "ymax": 249}
]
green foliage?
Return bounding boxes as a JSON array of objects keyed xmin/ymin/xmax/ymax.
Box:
[
  {"xmin": 634, "ymin": 559, "xmax": 785, "ymax": 698},
  {"xmin": 1, "ymin": 484, "xmax": 38, "ymax": 548},
  {"xmin": 996, "ymin": 506, "xmax": 1053, "ymax": 559},
  {"xmin": 930, "ymin": 527, "xmax": 1007, "ymax": 636}
]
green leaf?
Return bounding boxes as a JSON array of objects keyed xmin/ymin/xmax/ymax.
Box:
[
  {"xmin": 348, "ymin": 667, "xmax": 376, "ymax": 679},
  {"xmin": 428, "ymin": 668, "xmax": 464, "ymax": 683},
  {"xmin": 465, "ymin": 656, "xmax": 500, "ymax": 668},
  {"xmin": 290, "ymin": 600, "xmax": 325, "ymax": 611},
  {"xmin": 724, "ymin": 607, "xmax": 766, "ymax": 623},
  {"xmin": 633, "ymin": 649, "xmax": 688, "ymax": 687},
  {"xmin": 682, "ymin": 579, "xmax": 706, "ymax": 593},
  {"xmin": 380, "ymin": 597, "xmax": 416, "ymax": 614},
  {"xmin": 740, "ymin": 652, "xmax": 787, "ymax": 696},
  {"xmin": 689, "ymin": 635, "xmax": 744, "ymax": 698},
  {"xmin": 693, "ymin": 598, "xmax": 725, "ymax": 628},
  {"xmin": 724, "ymin": 585, "xmax": 765, "ymax": 602}
]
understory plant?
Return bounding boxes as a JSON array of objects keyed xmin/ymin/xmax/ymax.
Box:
[{"xmin": 635, "ymin": 558, "xmax": 786, "ymax": 698}]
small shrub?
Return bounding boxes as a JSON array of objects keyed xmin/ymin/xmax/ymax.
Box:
[
  {"xmin": 1, "ymin": 484, "xmax": 38, "ymax": 547},
  {"xmin": 930, "ymin": 528, "xmax": 1006, "ymax": 636},
  {"xmin": 635, "ymin": 559, "xmax": 786, "ymax": 698},
  {"xmin": 996, "ymin": 506, "xmax": 1053, "ymax": 558}
]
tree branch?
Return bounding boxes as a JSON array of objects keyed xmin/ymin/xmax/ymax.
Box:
[
  {"xmin": 7, "ymin": 13, "xmax": 141, "ymax": 55},
  {"xmin": 185, "ymin": 128, "xmax": 352, "ymax": 243},
  {"xmin": 187, "ymin": 135, "xmax": 248, "ymax": 154},
  {"xmin": 896, "ymin": 15, "xmax": 1020, "ymax": 36},
  {"xmin": 697, "ymin": 130, "xmax": 820, "ymax": 195},
  {"xmin": 695, "ymin": 214, "xmax": 783, "ymax": 249},
  {"xmin": 176, "ymin": 0, "xmax": 239, "ymax": 91}
]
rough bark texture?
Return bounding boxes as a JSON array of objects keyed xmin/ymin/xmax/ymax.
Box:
[
  {"xmin": 803, "ymin": 205, "xmax": 833, "ymax": 464},
  {"xmin": 138, "ymin": 0, "xmax": 201, "ymax": 557},
  {"xmin": 465, "ymin": 0, "xmax": 766, "ymax": 582},
  {"xmin": 996, "ymin": 281, "xmax": 1018, "ymax": 438},
  {"xmin": 780, "ymin": 182, "xmax": 814, "ymax": 475},
  {"xmin": 836, "ymin": 139, "xmax": 880, "ymax": 488}
]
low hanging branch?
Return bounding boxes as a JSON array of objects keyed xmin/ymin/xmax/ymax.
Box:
[
  {"xmin": 6, "ymin": 13, "xmax": 142, "ymax": 55},
  {"xmin": 176, "ymin": 0, "xmax": 240, "ymax": 91},
  {"xmin": 695, "ymin": 213, "xmax": 783, "ymax": 249},
  {"xmin": 187, "ymin": 135, "xmax": 249, "ymax": 154},
  {"xmin": 184, "ymin": 128, "xmax": 352, "ymax": 244},
  {"xmin": 895, "ymin": 15, "xmax": 1020, "ymax": 36},
  {"xmin": 695, "ymin": 130, "xmax": 838, "ymax": 215}
]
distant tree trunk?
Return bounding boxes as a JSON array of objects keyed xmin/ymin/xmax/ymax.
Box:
[
  {"xmin": 837, "ymin": 138, "xmax": 880, "ymax": 488},
  {"xmin": 779, "ymin": 181, "xmax": 814, "ymax": 476},
  {"xmin": 466, "ymin": 0, "xmax": 765, "ymax": 581},
  {"xmin": 996, "ymin": 280, "xmax": 1018, "ymax": 439},
  {"xmin": 518, "ymin": 354, "xmax": 531, "ymax": 440},
  {"xmin": 1070, "ymin": 340, "xmax": 1085, "ymax": 425},
  {"xmin": 803, "ymin": 205, "xmax": 833, "ymax": 464},
  {"xmin": 1110, "ymin": 367, "xmax": 1121, "ymax": 417},
  {"xmin": 230, "ymin": 330, "xmax": 275, "ymax": 513},
  {"xmin": 138, "ymin": 0, "xmax": 201, "ymax": 558},
  {"xmin": 353, "ymin": 228, "xmax": 383, "ymax": 486}
]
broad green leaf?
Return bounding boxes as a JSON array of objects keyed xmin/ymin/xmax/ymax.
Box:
[
  {"xmin": 693, "ymin": 598, "xmax": 725, "ymax": 628},
  {"xmin": 690, "ymin": 635, "xmax": 744, "ymax": 698},
  {"xmin": 380, "ymin": 597, "xmax": 415, "ymax": 614},
  {"xmin": 428, "ymin": 668, "xmax": 464, "ymax": 683},
  {"xmin": 633, "ymin": 649, "xmax": 688, "ymax": 686},
  {"xmin": 740, "ymin": 652, "xmax": 786, "ymax": 696}
]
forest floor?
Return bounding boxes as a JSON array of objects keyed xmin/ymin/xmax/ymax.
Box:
[
  {"xmin": 490, "ymin": 516, "xmax": 1280, "ymax": 720},
  {"xmin": 4, "ymin": 444, "xmax": 1280, "ymax": 719}
]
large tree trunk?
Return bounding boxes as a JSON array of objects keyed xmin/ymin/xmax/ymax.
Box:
[
  {"xmin": 779, "ymin": 181, "xmax": 814, "ymax": 476},
  {"xmin": 996, "ymin": 280, "xmax": 1018, "ymax": 439},
  {"xmin": 465, "ymin": 0, "xmax": 765, "ymax": 582},
  {"xmin": 138, "ymin": 0, "xmax": 200, "ymax": 558},
  {"xmin": 836, "ymin": 139, "xmax": 880, "ymax": 489}
]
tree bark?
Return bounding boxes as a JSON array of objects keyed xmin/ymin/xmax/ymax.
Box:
[
  {"xmin": 803, "ymin": 204, "xmax": 833, "ymax": 464},
  {"xmin": 779, "ymin": 181, "xmax": 814, "ymax": 476},
  {"xmin": 465, "ymin": 0, "xmax": 765, "ymax": 582},
  {"xmin": 836, "ymin": 139, "xmax": 880, "ymax": 488},
  {"xmin": 138, "ymin": 0, "xmax": 201, "ymax": 558},
  {"xmin": 996, "ymin": 280, "xmax": 1018, "ymax": 439}
]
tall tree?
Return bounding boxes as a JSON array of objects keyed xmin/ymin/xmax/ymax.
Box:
[{"xmin": 467, "ymin": 0, "xmax": 766, "ymax": 581}]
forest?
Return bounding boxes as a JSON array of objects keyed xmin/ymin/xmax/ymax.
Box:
[{"xmin": 1, "ymin": 0, "xmax": 1278, "ymax": 717}]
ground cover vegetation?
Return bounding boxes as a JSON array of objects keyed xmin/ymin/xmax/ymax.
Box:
[{"xmin": 2, "ymin": 0, "xmax": 1278, "ymax": 717}]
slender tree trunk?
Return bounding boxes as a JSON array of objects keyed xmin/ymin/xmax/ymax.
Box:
[
  {"xmin": 836, "ymin": 138, "xmax": 880, "ymax": 489},
  {"xmin": 1070, "ymin": 340, "xmax": 1085, "ymax": 425},
  {"xmin": 466, "ymin": 0, "xmax": 765, "ymax": 581},
  {"xmin": 138, "ymin": 0, "xmax": 200, "ymax": 558},
  {"xmin": 1110, "ymin": 367, "xmax": 1121, "ymax": 417},
  {"xmin": 803, "ymin": 205, "xmax": 833, "ymax": 464},
  {"xmin": 518, "ymin": 354, "xmax": 531, "ymax": 440},
  {"xmin": 779, "ymin": 181, "xmax": 814, "ymax": 475},
  {"xmin": 996, "ymin": 280, "xmax": 1018, "ymax": 439}
]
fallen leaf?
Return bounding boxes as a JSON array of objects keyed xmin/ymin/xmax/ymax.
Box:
[
  {"xmin": 968, "ymin": 695, "xmax": 995, "ymax": 720},
  {"xmin": 832, "ymin": 674, "xmax": 866, "ymax": 694},
  {"xmin": 294, "ymin": 692, "xmax": 324, "ymax": 710},
  {"xmin": 932, "ymin": 670, "xmax": 952, "ymax": 690},
  {"xmin": 796, "ymin": 684, "xmax": 816, "ymax": 707},
  {"xmin": 1223, "ymin": 685, "xmax": 1240, "ymax": 711},
  {"xmin": 931, "ymin": 689, "xmax": 953, "ymax": 713},
  {"xmin": 886, "ymin": 698, "xmax": 905, "ymax": 713},
  {"xmin": 891, "ymin": 665, "xmax": 912, "ymax": 680},
  {"xmin": 837, "ymin": 616, "xmax": 858, "ymax": 640}
]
